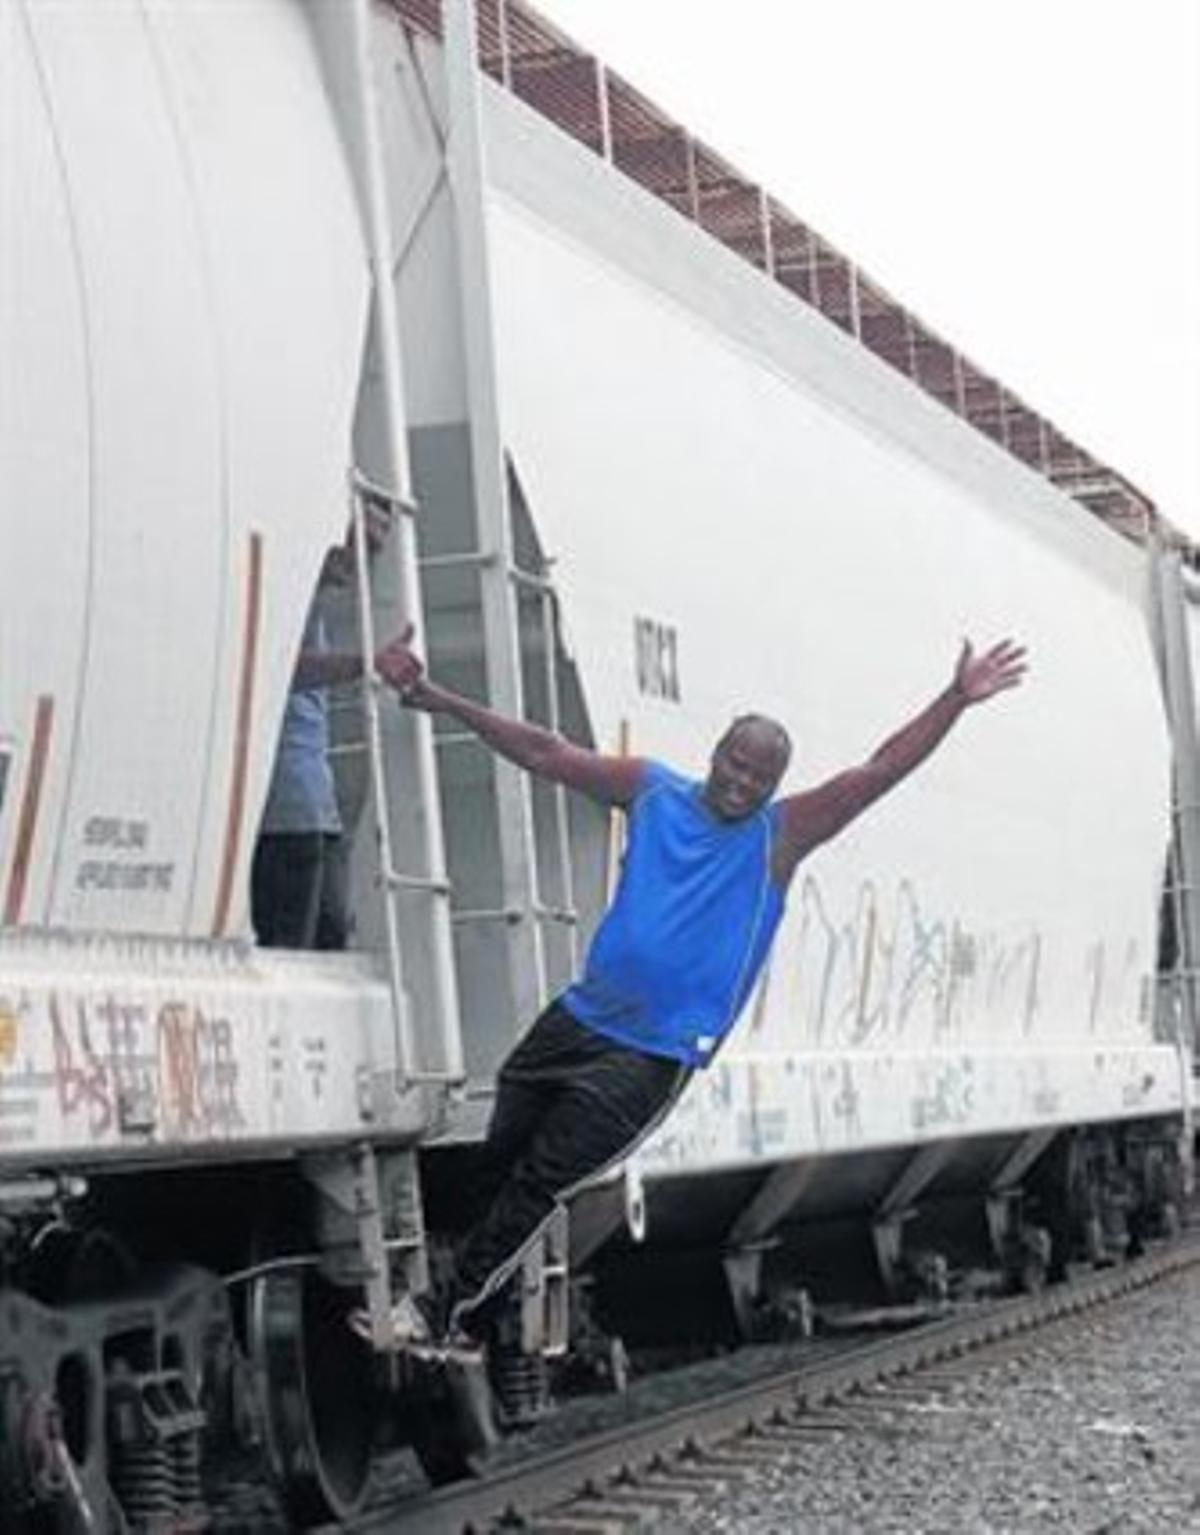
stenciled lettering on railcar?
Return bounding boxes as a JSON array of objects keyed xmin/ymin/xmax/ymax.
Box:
[
  {"xmin": 75, "ymin": 813, "xmax": 175, "ymax": 895},
  {"xmin": 634, "ymin": 616, "xmax": 681, "ymax": 702}
]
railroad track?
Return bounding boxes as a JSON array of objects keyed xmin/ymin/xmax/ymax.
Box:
[{"xmin": 346, "ymin": 1231, "xmax": 1200, "ymax": 1534}]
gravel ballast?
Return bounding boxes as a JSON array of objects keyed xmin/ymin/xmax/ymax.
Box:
[{"xmin": 679, "ymin": 1263, "xmax": 1200, "ymax": 1534}]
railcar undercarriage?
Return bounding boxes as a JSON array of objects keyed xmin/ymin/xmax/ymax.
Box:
[{"xmin": 0, "ymin": 1115, "xmax": 1188, "ymax": 1531}]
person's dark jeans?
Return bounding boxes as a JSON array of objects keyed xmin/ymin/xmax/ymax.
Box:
[
  {"xmin": 314, "ymin": 832, "xmax": 351, "ymax": 950},
  {"xmin": 252, "ymin": 831, "xmax": 346, "ymax": 950},
  {"xmin": 449, "ymin": 999, "xmax": 689, "ymax": 1330}
]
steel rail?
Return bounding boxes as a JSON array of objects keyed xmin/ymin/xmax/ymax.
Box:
[{"xmin": 347, "ymin": 1232, "xmax": 1200, "ymax": 1534}]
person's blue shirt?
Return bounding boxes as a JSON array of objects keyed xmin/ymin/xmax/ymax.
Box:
[
  {"xmin": 564, "ymin": 761, "xmax": 785, "ymax": 1068},
  {"xmin": 260, "ymin": 606, "xmax": 341, "ymax": 836}
]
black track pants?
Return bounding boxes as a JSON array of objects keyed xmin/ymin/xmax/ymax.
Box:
[{"xmin": 449, "ymin": 1000, "xmax": 689, "ymax": 1328}]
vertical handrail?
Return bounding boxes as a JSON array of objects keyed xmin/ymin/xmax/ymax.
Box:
[
  {"xmin": 444, "ymin": 0, "xmax": 549, "ymax": 1024},
  {"xmin": 348, "ymin": 482, "xmax": 419, "ymax": 1085},
  {"xmin": 1148, "ymin": 542, "xmax": 1198, "ymax": 1189},
  {"xmin": 339, "ymin": 0, "xmax": 464, "ymax": 1086},
  {"xmin": 538, "ymin": 581, "xmax": 580, "ymax": 973}
]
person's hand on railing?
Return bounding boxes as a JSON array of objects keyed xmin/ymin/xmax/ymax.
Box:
[{"xmin": 376, "ymin": 623, "xmax": 431, "ymax": 707}]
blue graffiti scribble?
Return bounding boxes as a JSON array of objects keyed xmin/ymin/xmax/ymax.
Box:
[{"xmin": 785, "ymin": 874, "xmax": 1052, "ymax": 1044}]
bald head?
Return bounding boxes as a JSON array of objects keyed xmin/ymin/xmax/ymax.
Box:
[
  {"xmin": 718, "ymin": 714, "xmax": 792, "ymax": 768},
  {"xmin": 704, "ymin": 714, "xmax": 791, "ymax": 821}
]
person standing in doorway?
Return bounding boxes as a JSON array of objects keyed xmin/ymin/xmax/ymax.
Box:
[{"xmin": 252, "ymin": 502, "xmax": 403, "ymax": 949}]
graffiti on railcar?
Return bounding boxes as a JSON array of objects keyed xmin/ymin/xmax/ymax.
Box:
[
  {"xmin": 786, "ymin": 876, "xmax": 852, "ymax": 1043},
  {"xmin": 0, "ymin": 993, "xmax": 39, "ymax": 1147},
  {"xmin": 0, "ymin": 999, "xmax": 17, "ymax": 1067},
  {"xmin": 640, "ymin": 1069, "xmax": 731, "ymax": 1168},
  {"xmin": 740, "ymin": 1060, "xmax": 789, "ymax": 1156},
  {"xmin": 980, "ymin": 931, "xmax": 1041, "ymax": 1034},
  {"xmin": 1118, "ymin": 1062, "xmax": 1158, "ymax": 1110},
  {"xmin": 830, "ymin": 1059, "xmax": 863, "ymax": 1136},
  {"xmin": 910, "ymin": 1055, "xmax": 976, "ymax": 1132},
  {"xmin": 48, "ymin": 991, "xmax": 243, "ymax": 1139},
  {"xmin": 786, "ymin": 877, "xmax": 958, "ymax": 1046},
  {"xmin": 1025, "ymin": 1059, "xmax": 1062, "ymax": 1119},
  {"xmin": 1084, "ymin": 937, "xmax": 1145, "ymax": 1035},
  {"xmin": 156, "ymin": 1002, "xmax": 243, "ymax": 1135},
  {"xmin": 773, "ymin": 873, "xmax": 1146, "ymax": 1048},
  {"xmin": 50, "ymin": 993, "xmax": 118, "ymax": 1136}
]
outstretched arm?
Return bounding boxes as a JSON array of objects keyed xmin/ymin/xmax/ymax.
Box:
[
  {"xmin": 772, "ymin": 639, "xmax": 1026, "ymax": 884},
  {"xmin": 375, "ymin": 626, "xmax": 645, "ymax": 807}
]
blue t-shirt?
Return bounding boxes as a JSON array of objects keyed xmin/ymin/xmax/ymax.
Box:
[
  {"xmin": 260, "ymin": 606, "xmax": 341, "ymax": 836},
  {"xmin": 564, "ymin": 762, "xmax": 786, "ymax": 1068}
]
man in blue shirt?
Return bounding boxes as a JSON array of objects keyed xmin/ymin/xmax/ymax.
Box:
[{"xmin": 374, "ymin": 631, "xmax": 1025, "ymax": 1353}]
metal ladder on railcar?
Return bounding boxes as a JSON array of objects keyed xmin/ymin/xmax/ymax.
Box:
[
  {"xmin": 318, "ymin": 0, "xmax": 585, "ymax": 1368},
  {"xmin": 1149, "ymin": 545, "xmax": 1200, "ymax": 1182},
  {"xmin": 418, "ymin": 510, "xmax": 582, "ymax": 990},
  {"xmin": 437, "ymin": 0, "xmax": 583, "ymax": 1029},
  {"xmin": 425, "ymin": 0, "xmax": 585, "ymax": 1359},
  {"xmin": 299, "ymin": 0, "xmax": 470, "ymax": 1361}
]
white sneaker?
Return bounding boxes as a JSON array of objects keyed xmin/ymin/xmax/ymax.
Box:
[
  {"xmin": 348, "ymin": 1292, "xmax": 434, "ymax": 1350},
  {"xmin": 391, "ymin": 1292, "xmax": 435, "ymax": 1344}
]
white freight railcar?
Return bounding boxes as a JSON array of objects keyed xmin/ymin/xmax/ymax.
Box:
[
  {"xmin": 0, "ymin": 0, "xmax": 1194, "ymax": 1526},
  {"xmin": 381, "ymin": 0, "xmax": 1194, "ymax": 1322}
]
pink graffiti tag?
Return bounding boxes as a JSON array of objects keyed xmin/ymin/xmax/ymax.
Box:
[
  {"xmin": 155, "ymin": 1003, "xmax": 243, "ymax": 1136},
  {"xmin": 50, "ymin": 993, "xmax": 114, "ymax": 1136},
  {"xmin": 48, "ymin": 992, "xmax": 243, "ymax": 1141}
]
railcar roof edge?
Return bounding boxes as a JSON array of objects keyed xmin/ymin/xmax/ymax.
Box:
[{"xmin": 382, "ymin": 0, "xmax": 1188, "ymax": 555}]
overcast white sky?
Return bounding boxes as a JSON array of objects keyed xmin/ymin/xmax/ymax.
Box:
[{"xmin": 533, "ymin": 0, "xmax": 1200, "ymax": 536}]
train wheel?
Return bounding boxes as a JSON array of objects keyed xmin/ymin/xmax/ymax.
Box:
[
  {"xmin": 401, "ymin": 1353, "xmax": 496, "ymax": 1487},
  {"xmin": 26, "ymin": 1224, "xmax": 137, "ymax": 1304},
  {"xmin": 248, "ymin": 1266, "xmax": 376, "ymax": 1528},
  {"xmin": 406, "ymin": 1394, "xmax": 477, "ymax": 1486}
]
